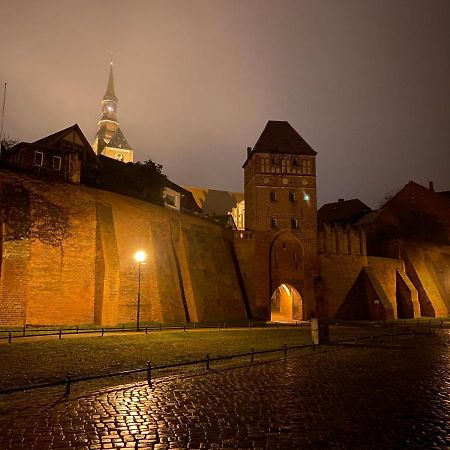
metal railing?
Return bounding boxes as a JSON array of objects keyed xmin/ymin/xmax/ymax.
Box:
[
  {"xmin": 0, "ymin": 321, "xmax": 309, "ymax": 343},
  {"xmin": 0, "ymin": 329, "xmax": 434, "ymax": 396}
]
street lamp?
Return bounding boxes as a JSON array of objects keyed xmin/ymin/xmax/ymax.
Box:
[{"xmin": 134, "ymin": 250, "xmax": 146, "ymax": 331}]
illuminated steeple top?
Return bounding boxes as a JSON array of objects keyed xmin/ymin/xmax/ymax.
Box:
[
  {"xmin": 104, "ymin": 61, "xmax": 117, "ymax": 102},
  {"xmin": 92, "ymin": 60, "xmax": 134, "ymax": 162}
]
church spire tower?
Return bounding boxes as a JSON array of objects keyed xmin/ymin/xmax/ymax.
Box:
[{"xmin": 92, "ymin": 61, "xmax": 134, "ymax": 163}]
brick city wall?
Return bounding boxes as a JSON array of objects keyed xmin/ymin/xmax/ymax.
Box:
[{"xmin": 0, "ymin": 171, "xmax": 247, "ymax": 326}]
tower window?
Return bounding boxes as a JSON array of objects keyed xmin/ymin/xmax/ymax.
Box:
[
  {"xmin": 271, "ymin": 156, "xmax": 278, "ymax": 165},
  {"xmin": 302, "ymin": 159, "xmax": 308, "ymax": 174},
  {"xmin": 293, "ymin": 157, "xmax": 299, "ymax": 166},
  {"xmin": 52, "ymin": 156, "xmax": 62, "ymax": 171},
  {"xmin": 307, "ymin": 160, "xmax": 313, "ymax": 174},
  {"xmin": 281, "ymin": 159, "xmax": 286, "ymax": 173},
  {"xmin": 260, "ymin": 158, "xmax": 265, "ymax": 173},
  {"xmin": 270, "ymin": 191, "xmax": 277, "ymax": 201},
  {"xmin": 289, "ymin": 191, "xmax": 296, "ymax": 202},
  {"xmin": 291, "ymin": 218, "xmax": 298, "ymax": 229},
  {"xmin": 34, "ymin": 151, "xmax": 43, "ymax": 166},
  {"xmin": 271, "ymin": 217, "xmax": 278, "ymax": 228}
]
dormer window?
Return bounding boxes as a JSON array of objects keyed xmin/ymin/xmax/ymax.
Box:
[{"xmin": 34, "ymin": 151, "xmax": 43, "ymax": 166}]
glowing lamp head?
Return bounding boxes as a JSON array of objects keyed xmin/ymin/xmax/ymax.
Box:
[
  {"xmin": 107, "ymin": 105, "xmax": 113, "ymax": 112},
  {"xmin": 304, "ymin": 193, "xmax": 310, "ymax": 201},
  {"xmin": 134, "ymin": 250, "xmax": 146, "ymax": 263}
]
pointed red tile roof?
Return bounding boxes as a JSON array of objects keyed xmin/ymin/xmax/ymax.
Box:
[{"xmin": 252, "ymin": 120, "xmax": 316, "ymax": 156}]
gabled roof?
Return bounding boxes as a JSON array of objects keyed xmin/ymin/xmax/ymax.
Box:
[
  {"xmin": 318, "ymin": 198, "xmax": 372, "ymax": 227},
  {"xmin": 245, "ymin": 121, "xmax": 316, "ymax": 166},
  {"xmin": 108, "ymin": 128, "xmax": 132, "ymax": 150},
  {"xmin": 183, "ymin": 186, "xmax": 244, "ymax": 216},
  {"xmin": 32, "ymin": 123, "xmax": 94, "ymax": 152}
]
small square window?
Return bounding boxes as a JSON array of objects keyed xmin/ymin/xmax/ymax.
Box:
[
  {"xmin": 165, "ymin": 195, "xmax": 176, "ymax": 207},
  {"xmin": 52, "ymin": 156, "xmax": 62, "ymax": 171},
  {"xmin": 34, "ymin": 151, "xmax": 43, "ymax": 166}
]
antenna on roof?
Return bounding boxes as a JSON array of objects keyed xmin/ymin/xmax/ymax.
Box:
[{"xmin": 0, "ymin": 82, "xmax": 6, "ymax": 141}]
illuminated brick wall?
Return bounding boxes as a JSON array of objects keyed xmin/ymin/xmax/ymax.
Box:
[{"xmin": 0, "ymin": 171, "xmax": 247, "ymax": 326}]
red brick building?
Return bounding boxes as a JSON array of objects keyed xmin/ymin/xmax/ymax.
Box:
[{"xmin": 235, "ymin": 121, "xmax": 319, "ymax": 321}]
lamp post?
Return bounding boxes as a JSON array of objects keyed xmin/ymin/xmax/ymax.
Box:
[{"xmin": 134, "ymin": 250, "xmax": 146, "ymax": 331}]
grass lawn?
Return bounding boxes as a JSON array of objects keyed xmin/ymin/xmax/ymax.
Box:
[{"xmin": 0, "ymin": 328, "xmax": 314, "ymax": 390}]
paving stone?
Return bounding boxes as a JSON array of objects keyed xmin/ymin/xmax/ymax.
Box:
[{"xmin": 0, "ymin": 332, "xmax": 449, "ymax": 449}]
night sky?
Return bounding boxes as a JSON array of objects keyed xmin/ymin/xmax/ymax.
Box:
[{"xmin": 1, "ymin": 0, "xmax": 449, "ymax": 207}]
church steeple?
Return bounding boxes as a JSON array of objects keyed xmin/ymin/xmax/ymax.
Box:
[
  {"xmin": 104, "ymin": 61, "xmax": 117, "ymax": 102},
  {"xmin": 99, "ymin": 61, "xmax": 118, "ymax": 125},
  {"xmin": 92, "ymin": 61, "xmax": 134, "ymax": 162}
]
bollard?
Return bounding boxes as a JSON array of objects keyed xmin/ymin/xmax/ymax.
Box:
[
  {"xmin": 8, "ymin": 331, "xmax": 12, "ymax": 344},
  {"xmin": 122, "ymin": 324, "xmax": 125, "ymax": 332},
  {"xmin": 145, "ymin": 327, "xmax": 148, "ymax": 335},
  {"xmin": 206, "ymin": 353, "xmax": 210, "ymax": 370},
  {"xmin": 251, "ymin": 347, "xmax": 254, "ymax": 363},
  {"xmin": 66, "ymin": 372, "xmax": 72, "ymax": 396},
  {"xmin": 59, "ymin": 329, "xmax": 62, "ymax": 340},
  {"xmin": 76, "ymin": 325, "xmax": 79, "ymax": 334},
  {"xmin": 283, "ymin": 344, "xmax": 287, "ymax": 357},
  {"xmin": 147, "ymin": 361, "xmax": 152, "ymax": 387},
  {"xmin": 22, "ymin": 326, "xmax": 26, "ymax": 337}
]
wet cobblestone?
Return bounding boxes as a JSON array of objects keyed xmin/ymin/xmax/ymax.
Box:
[{"xmin": 1, "ymin": 332, "xmax": 449, "ymax": 449}]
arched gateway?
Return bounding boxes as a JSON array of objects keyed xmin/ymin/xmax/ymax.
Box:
[
  {"xmin": 269, "ymin": 232, "xmax": 305, "ymax": 320},
  {"xmin": 271, "ymin": 283, "xmax": 303, "ymax": 322}
]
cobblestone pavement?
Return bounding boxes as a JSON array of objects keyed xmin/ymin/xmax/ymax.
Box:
[{"xmin": 1, "ymin": 332, "xmax": 449, "ymax": 449}]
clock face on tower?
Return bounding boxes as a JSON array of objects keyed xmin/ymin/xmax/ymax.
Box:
[{"xmin": 116, "ymin": 153, "xmax": 124, "ymax": 161}]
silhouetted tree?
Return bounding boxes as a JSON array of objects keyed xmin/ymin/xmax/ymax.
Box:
[
  {"xmin": 97, "ymin": 156, "xmax": 167, "ymax": 206},
  {"xmin": 0, "ymin": 182, "xmax": 70, "ymax": 247}
]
